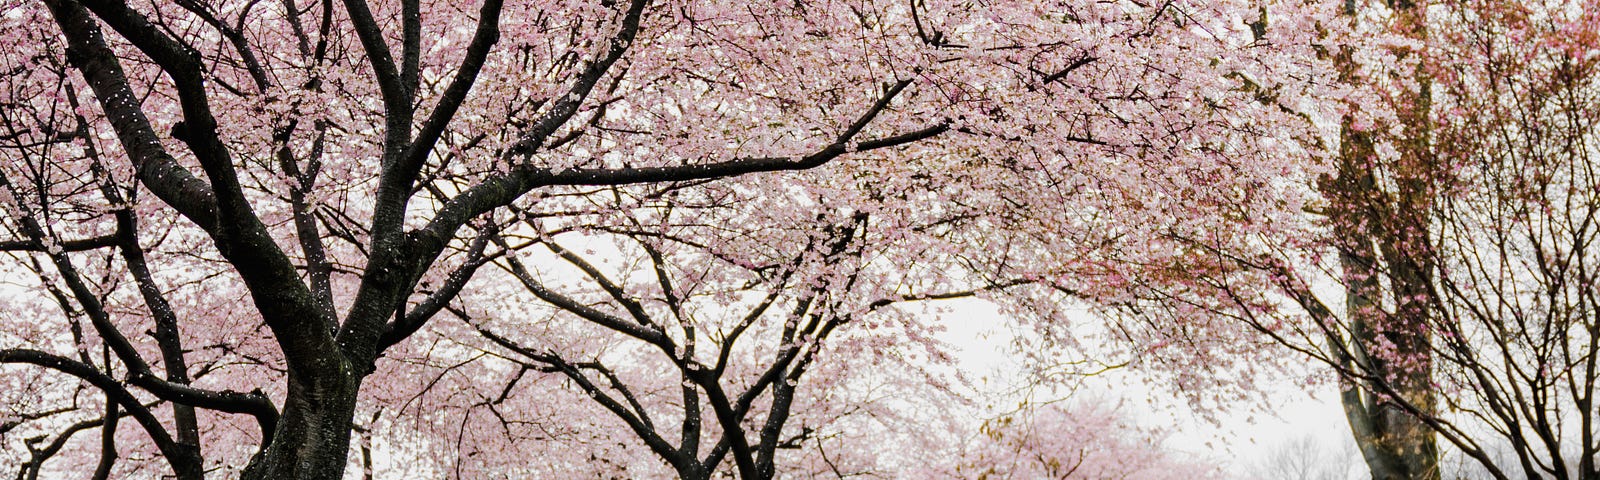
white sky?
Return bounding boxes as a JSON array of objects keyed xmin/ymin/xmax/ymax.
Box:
[{"xmin": 932, "ymin": 297, "xmax": 1368, "ymax": 479}]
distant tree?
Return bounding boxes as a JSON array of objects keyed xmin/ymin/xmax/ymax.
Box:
[
  {"xmin": 1255, "ymin": 434, "xmax": 1361, "ymax": 480},
  {"xmin": 933, "ymin": 400, "xmax": 1224, "ymax": 480}
]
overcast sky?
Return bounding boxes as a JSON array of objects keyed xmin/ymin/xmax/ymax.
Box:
[{"xmin": 933, "ymin": 297, "xmax": 1366, "ymax": 479}]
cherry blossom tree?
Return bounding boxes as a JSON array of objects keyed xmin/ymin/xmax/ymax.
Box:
[
  {"xmin": 1006, "ymin": 1, "xmax": 1600, "ymax": 479},
  {"xmin": 0, "ymin": 0, "xmax": 1328, "ymax": 478},
  {"xmin": 356, "ymin": 176, "xmax": 997, "ymax": 478},
  {"xmin": 1246, "ymin": 1, "xmax": 1600, "ymax": 477}
]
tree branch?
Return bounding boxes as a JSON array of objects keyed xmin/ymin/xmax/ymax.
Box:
[
  {"xmin": 492, "ymin": 242, "xmax": 671, "ymax": 347},
  {"xmin": 0, "ymin": 235, "xmax": 117, "ymax": 252},
  {"xmin": 380, "ymin": 230, "xmax": 495, "ymax": 350},
  {"xmin": 0, "ymin": 349, "xmax": 199, "ymax": 479},
  {"xmin": 49, "ymin": 0, "xmax": 340, "ymax": 377}
]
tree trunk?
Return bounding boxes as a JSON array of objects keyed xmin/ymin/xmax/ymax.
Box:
[
  {"xmin": 1332, "ymin": 124, "xmax": 1441, "ymax": 480},
  {"xmin": 1328, "ymin": 1, "xmax": 1439, "ymax": 477},
  {"xmin": 241, "ymin": 362, "xmax": 361, "ymax": 480},
  {"xmin": 1335, "ymin": 218, "xmax": 1441, "ymax": 480}
]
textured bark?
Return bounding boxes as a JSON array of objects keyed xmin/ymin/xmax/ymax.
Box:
[{"xmin": 241, "ymin": 363, "xmax": 361, "ymax": 480}]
